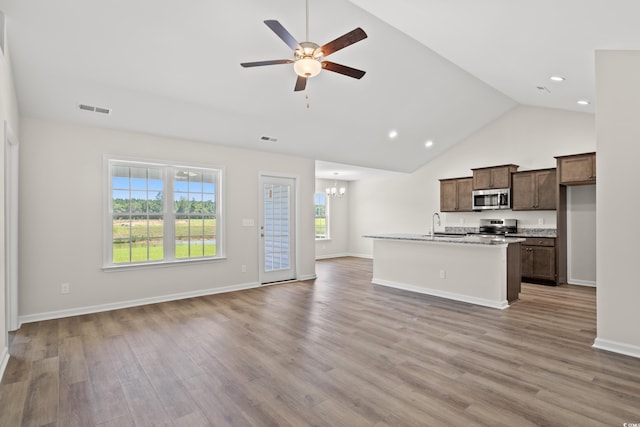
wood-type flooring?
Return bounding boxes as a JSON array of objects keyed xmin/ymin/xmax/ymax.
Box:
[{"xmin": 1, "ymin": 257, "xmax": 639, "ymax": 426}]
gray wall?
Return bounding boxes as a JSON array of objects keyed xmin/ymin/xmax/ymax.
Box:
[
  {"xmin": 17, "ymin": 117, "xmax": 316, "ymax": 321},
  {"xmin": 594, "ymin": 50, "xmax": 640, "ymax": 357}
]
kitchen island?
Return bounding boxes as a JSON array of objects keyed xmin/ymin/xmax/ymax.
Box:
[{"xmin": 364, "ymin": 233, "xmax": 524, "ymax": 309}]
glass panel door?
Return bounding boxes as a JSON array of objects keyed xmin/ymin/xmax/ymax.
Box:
[{"xmin": 259, "ymin": 175, "xmax": 296, "ymax": 283}]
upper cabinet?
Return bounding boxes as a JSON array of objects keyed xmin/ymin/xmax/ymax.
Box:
[
  {"xmin": 440, "ymin": 177, "xmax": 473, "ymax": 212},
  {"xmin": 472, "ymin": 164, "xmax": 519, "ymax": 190},
  {"xmin": 556, "ymin": 152, "xmax": 596, "ymax": 185},
  {"xmin": 512, "ymin": 168, "xmax": 557, "ymax": 210}
]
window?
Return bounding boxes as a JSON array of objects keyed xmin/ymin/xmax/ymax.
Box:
[
  {"xmin": 314, "ymin": 192, "xmax": 328, "ymax": 239},
  {"xmin": 106, "ymin": 157, "xmax": 223, "ymax": 267}
]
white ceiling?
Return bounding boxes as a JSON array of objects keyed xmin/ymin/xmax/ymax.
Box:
[{"xmin": 2, "ymin": 0, "xmax": 639, "ymax": 178}]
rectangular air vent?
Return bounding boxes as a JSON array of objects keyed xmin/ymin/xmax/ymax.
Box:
[
  {"xmin": 260, "ymin": 136, "xmax": 278, "ymax": 143},
  {"xmin": 78, "ymin": 103, "xmax": 111, "ymax": 115}
]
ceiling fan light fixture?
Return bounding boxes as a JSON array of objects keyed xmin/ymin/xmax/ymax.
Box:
[{"xmin": 294, "ymin": 57, "xmax": 322, "ymax": 78}]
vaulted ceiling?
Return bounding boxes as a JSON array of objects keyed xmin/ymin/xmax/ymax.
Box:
[{"xmin": 2, "ymin": 0, "xmax": 639, "ymax": 178}]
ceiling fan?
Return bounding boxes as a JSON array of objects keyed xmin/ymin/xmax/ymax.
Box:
[{"xmin": 240, "ymin": 0, "xmax": 368, "ymax": 92}]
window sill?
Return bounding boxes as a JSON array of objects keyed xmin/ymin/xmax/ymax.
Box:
[
  {"xmin": 315, "ymin": 238, "xmax": 331, "ymax": 242},
  {"xmin": 103, "ymin": 256, "xmax": 227, "ymax": 272}
]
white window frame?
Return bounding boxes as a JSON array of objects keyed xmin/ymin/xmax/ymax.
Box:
[
  {"xmin": 314, "ymin": 192, "xmax": 330, "ymax": 240},
  {"xmin": 103, "ymin": 156, "xmax": 225, "ymax": 269}
]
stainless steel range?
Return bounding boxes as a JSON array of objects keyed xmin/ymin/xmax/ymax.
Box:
[{"xmin": 476, "ymin": 219, "xmax": 518, "ymax": 236}]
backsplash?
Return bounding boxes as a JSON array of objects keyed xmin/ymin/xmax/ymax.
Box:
[{"xmin": 445, "ymin": 226, "xmax": 557, "ymax": 237}]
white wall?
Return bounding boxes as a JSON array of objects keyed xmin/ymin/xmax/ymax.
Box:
[
  {"xmin": 315, "ymin": 178, "xmax": 349, "ymax": 259},
  {"xmin": 594, "ymin": 50, "xmax": 640, "ymax": 357},
  {"xmin": 0, "ymin": 32, "xmax": 20, "ymax": 376},
  {"xmin": 567, "ymin": 185, "xmax": 596, "ymax": 286},
  {"xmin": 18, "ymin": 117, "xmax": 316, "ymax": 321},
  {"xmin": 348, "ymin": 105, "xmax": 596, "ymax": 258}
]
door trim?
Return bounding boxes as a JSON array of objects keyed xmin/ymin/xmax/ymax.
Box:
[
  {"xmin": 258, "ymin": 172, "xmax": 300, "ymax": 284},
  {"xmin": 4, "ymin": 121, "xmax": 19, "ymax": 332}
]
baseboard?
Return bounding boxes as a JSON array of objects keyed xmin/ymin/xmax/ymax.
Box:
[
  {"xmin": 0, "ymin": 346, "xmax": 9, "ymax": 382},
  {"xmin": 371, "ymin": 277, "xmax": 509, "ymax": 310},
  {"xmin": 346, "ymin": 252, "xmax": 373, "ymax": 259},
  {"xmin": 315, "ymin": 252, "xmax": 351, "ymax": 260},
  {"xmin": 297, "ymin": 273, "xmax": 317, "ymax": 281},
  {"xmin": 567, "ymin": 278, "xmax": 596, "ymax": 287},
  {"xmin": 18, "ymin": 281, "xmax": 260, "ymax": 326},
  {"xmin": 593, "ymin": 337, "xmax": 640, "ymax": 359}
]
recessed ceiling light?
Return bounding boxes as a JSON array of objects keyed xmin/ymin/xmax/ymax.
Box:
[
  {"xmin": 577, "ymin": 99, "xmax": 591, "ymax": 106},
  {"xmin": 388, "ymin": 130, "xmax": 398, "ymax": 139},
  {"xmin": 425, "ymin": 140, "xmax": 434, "ymax": 148},
  {"xmin": 550, "ymin": 76, "xmax": 566, "ymax": 82}
]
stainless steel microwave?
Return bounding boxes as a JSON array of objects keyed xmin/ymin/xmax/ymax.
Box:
[{"xmin": 472, "ymin": 188, "xmax": 511, "ymax": 210}]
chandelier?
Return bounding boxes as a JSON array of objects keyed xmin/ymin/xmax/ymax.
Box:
[{"xmin": 325, "ymin": 172, "xmax": 346, "ymax": 197}]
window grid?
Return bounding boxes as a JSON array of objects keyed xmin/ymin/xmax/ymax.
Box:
[
  {"xmin": 174, "ymin": 168, "xmax": 217, "ymax": 259},
  {"xmin": 107, "ymin": 158, "xmax": 222, "ymax": 267},
  {"xmin": 314, "ymin": 192, "xmax": 328, "ymax": 239}
]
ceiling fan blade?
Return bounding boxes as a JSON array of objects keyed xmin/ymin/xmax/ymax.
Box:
[
  {"xmin": 322, "ymin": 61, "xmax": 366, "ymax": 79},
  {"xmin": 294, "ymin": 75, "xmax": 307, "ymax": 92},
  {"xmin": 240, "ymin": 59, "xmax": 294, "ymax": 68},
  {"xmin": 319, "ymin": 28, "xmax": 367, "ymax": 57},
  {"xmin": 264, "ymin": 20, "xmax": 301, "ymax": 51}
]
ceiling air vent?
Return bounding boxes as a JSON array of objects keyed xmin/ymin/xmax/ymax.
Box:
[
  {"xmin": 78, "ymin": 103, "xmax": 112, "ymax": 115},
  {"xmin": 260, "ymin": 136, "xmax": 278, "ymax": 143}
]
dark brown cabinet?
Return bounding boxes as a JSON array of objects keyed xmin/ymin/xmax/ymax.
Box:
[
  {"xmin": 521, "ymin": 237, "xmax": 556, "ymax": 284},
  {"xmin": 556, "ymin": 152, "xmax": 596, "ymax": 185},
  {"xmin": 440, "ymin": 177, "xmax": 473, "ymax": 212},
  {"xmin": 472, "ymin": 164, "xmax": 519, "ymax": 190},
  {"xmin": 512, "ymin": 168, "xmax": 557, "ymax": 210}
]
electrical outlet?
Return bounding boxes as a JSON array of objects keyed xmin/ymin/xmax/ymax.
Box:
[
  {"xmin": 241, "ymin": 264, "xmax": 247, "ymax": 273},
  {"xmin": 439, "ymin": 270, "xmax": 446, "ymax": 279},
  {"xmin": 61, "ymin": 282, "xmax": 70, "ymax": 294},
  {"xmin": 538, "ymin": 218, "xmax": 544, "ymax": 225}
]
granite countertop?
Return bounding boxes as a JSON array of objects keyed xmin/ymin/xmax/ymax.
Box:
[{"xmin": 364, "ymin": 233, "xmax": 525, "ymax": 246}]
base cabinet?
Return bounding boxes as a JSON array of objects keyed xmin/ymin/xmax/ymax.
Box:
[{"xmin": 521, "ymin": 237, "xmax": 556, "ymax": 284}]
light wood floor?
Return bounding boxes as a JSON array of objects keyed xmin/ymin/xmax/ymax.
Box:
[{"xmin": 1, "ymin": 257, "xmax": 640, "ymax": 426}]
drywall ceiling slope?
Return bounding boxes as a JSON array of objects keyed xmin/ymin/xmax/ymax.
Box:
[
  {"xmin": 1, "ymin": 0, "xmax": 515, "ymax": 172},
  {"xmin": 348, "ymin": 0, "xmax": 640, "ymax": 115}
]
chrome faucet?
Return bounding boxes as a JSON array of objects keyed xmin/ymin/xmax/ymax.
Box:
[{"xmin": 431, "ymin": 212, "xmax": 441, "ymax": 236}]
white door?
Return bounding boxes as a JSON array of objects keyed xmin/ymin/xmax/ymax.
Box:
[{"xmin": 259, "ymin": 175, "xmax": 296, "ymax": 284}]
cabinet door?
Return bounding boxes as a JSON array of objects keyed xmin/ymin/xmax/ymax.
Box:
[
  {"xmin": 531, "ymin": 246, "xmax": 556, "ymax": 281},
  {"xmin": 536, "ymin": 169, "xmax": 557, "ymax": 210},
  {"xmin": 457, "ymin": 178, "xmax": 473, "ymax": 211},
  {"xmin": 512, "ymin": 172, "xmax": 536, "ymax": 210},
  {"xmin": 560, "ymin": 154, "xmax": 595, "ymax": 184},
  {"xmin": 491, "ymin": 167, "xmax": 512, "ymax": 189},
  {"xmin": 521, "ymin": 246, "xmax": 533, "ymax": 277},
  {"xmin": 440, "ymin": 180, "xmax": 458, "ymax": 212},
  {"xmin": 473, "ymin": 169, "xmax": 492, "ymax": 189}
]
